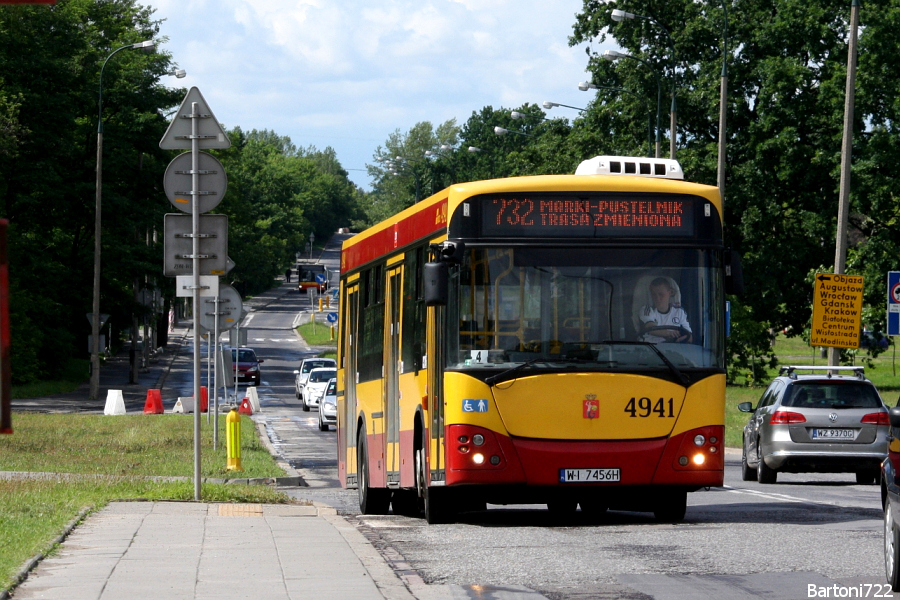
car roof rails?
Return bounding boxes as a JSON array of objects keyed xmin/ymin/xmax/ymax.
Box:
[{"xmin": 778, "ymin": 365, "xmax": 866, "ymax": 380}]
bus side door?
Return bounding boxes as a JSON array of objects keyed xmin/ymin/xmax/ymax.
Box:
[
  {"xmin": 342, "ymin": 283, "xmax": 360, "ymax": 488},
  {"xmin": 385, "ymin": 266, "xmax": 402, "ymax": 484}
]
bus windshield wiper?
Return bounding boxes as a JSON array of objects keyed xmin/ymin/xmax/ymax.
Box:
[
  {"xmin": 600, "ymin": 341, "xmax": 691, "ymax": 386},
  {"xmin": 484, "ymin": 358, "xmax": 551, "ymax": 386},
  {"xmin": 483, "ymin": 356, "xmax": 599, "ymax": 386}
]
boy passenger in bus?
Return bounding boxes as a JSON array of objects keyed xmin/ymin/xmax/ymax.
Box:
[{"xmin": 639, "ymin": 276, "xmax": 692, "ymax": 343}]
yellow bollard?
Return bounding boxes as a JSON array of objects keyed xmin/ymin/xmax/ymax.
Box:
[
  {"xmin": 318, "ymin": 297, "xmax": 324, "ymax": 312},
  {"xmin": 226, "ymin": 408, "xmax": 243, "ymax": 472},
  {"xmin": 330, "ymin": 325, "xmax": 335, "ymax": 341}
]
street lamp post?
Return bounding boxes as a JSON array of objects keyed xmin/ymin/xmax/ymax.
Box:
[
  {"xmin": 603, "ymin": 49, "xmax": 662, "ymax": 158},
  {"xmin": 828, "ymin": 0, "xmax": 861, "ymax": 368},
  {"xmin": 717, "ymin": 0, "xmax": 729, "ymax": 210},
  {"xmin": 542, "ymin": 101, "xmax": 586, "ymax": 113},
  {"xmin": 612, "ymin": 9, "xmax": 678, "ymax": 159},
  {"xmin": 90, "ymin": 39, "xmax": 155, "ymax": 402},
  {"xmin": 579, "ymin": 81, "xmax": 654, "ymax": 158},
  {"xmin": 493, "ymin": 126, "xmax": 534, "ymax": 137}
]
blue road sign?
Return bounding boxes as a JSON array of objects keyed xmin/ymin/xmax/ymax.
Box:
[
  {"xmin": 326, "ymin": 312, "xmax": 338, "ymax": 323},
  {"xmin": 315, "ymin": 273, "xmax": 327, "ymax": 284},
  {"xmin": 888, "ymin": 272, "xmax": 900, "ymax": 336}
]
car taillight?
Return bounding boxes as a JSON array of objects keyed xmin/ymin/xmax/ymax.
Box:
[
  {"xmin": 770, "ymin": 410, "xmax": 806, "ymax": 424},
  {"xmin": 861, "ymin": 412, "xmax": 890, "ymax": 426}
]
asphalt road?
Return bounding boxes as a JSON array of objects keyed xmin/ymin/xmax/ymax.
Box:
[{"xmin": 191, "ymin": 233, "xmax": 895, "ymax": 600}]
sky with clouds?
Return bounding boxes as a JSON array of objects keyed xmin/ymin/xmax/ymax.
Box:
[{"xmin": 147, "ymin": 0, "xmax": 615, "ymax": 190}]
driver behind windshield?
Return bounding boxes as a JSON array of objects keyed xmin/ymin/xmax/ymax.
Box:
[{"xmin": 639, "ymin": 277, "xmax": 692, "ymax": 344}]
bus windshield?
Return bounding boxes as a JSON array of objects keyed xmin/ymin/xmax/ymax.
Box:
[{"xmin": 446, "ymin": 247, "xmax": 724, "ymax": 372}]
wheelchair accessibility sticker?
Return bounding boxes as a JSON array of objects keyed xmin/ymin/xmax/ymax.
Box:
[{"xmin": 462, "ymin": 399, "xmax": 489, "ymax": 413}]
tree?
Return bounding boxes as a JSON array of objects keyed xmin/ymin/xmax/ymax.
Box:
[
  {"xmin": 0, "ymin": 0, "xmax": 183, "ymax": 383},
  {"xmin": 571, "ymin": 0, "xmax": 900, "ymax": 364},
  {"xmin": 216, "ymin": 128, "xmax": 363, "ymax": 296}
]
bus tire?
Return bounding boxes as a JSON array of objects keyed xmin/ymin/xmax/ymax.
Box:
[
  {"xmin": 417, "ymin": 444, "xmax": 455, "ymax": 524},
  {"xmin": 357, "ymin": 426, "xmax": 390, "ymax": 515},
  {"xmin": 653, "ymin": 490, "xmax": 687, "ymax": 523}
]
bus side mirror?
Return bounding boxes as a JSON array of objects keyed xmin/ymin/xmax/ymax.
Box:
[
  {"xmin": 424, "ymin": 262, "xmax": 449, "ymax": 306},
  {"xmin": 725, "ymin": 250, "xmax": 744, "ymax": 296}
]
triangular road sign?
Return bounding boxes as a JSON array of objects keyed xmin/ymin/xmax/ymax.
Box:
[{"xmin": 159, "ymin": 87, "xmax": 231, "ymax": 150}]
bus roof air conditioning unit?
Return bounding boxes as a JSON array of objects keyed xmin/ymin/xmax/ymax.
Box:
[{"xmin": 575, "ymin": 156, "xmax": 684, "ymax": 180}]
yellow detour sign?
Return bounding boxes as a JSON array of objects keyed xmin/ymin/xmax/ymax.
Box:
[{"xmin": 810, "ymin": 273, "xmax": 864, "ymax": 348}]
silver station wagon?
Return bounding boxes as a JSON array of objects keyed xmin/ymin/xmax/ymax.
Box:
[{"xmin": 739, "ymin": 366, "xmax": 889, "ymax": 484}]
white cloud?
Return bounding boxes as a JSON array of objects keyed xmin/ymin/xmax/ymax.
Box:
[{"xmin": 149, "ymin": 0, "xmax": 614, "ymax": 188}]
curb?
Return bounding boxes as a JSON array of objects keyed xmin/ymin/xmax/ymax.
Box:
[
  {"xmin": 0, "ymin": 505, "xmax": 93, "ymax": 600},
  {"xmin": 0, "ymin": 471, "xmax": 303, "ymax": 487},
  {"xmin": 253, "ymin": 420, "xmax": 306, "ymax": 486}
]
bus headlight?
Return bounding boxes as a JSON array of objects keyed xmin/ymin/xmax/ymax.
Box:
[
  {"xmin": 692, "ymin": 454, "xmax": 706, "ymax": 466},
  {"xmin": 693, "ymin": 434, "xmax": 706, "ymax": 446},
  {"xmin": 472, "ymin": 453, "xmax": 485, "ymax": 465}
]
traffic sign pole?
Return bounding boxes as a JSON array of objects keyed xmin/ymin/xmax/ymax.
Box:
[
  {"xmin": 160, "ymin": 87, "xmax": 231, "ymax": 502},
  {"xmin": 213, "ymin": 294, "xmax": 219, "ymax": 450},
  {"xmin": 192, "ymin": 101, "xmax": 201, "ymax": 501}
]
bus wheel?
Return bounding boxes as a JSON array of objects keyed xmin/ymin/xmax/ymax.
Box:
[
  {"xmin": 653, "ymin": 490, "xmax": 687, "ymax": 523},
  {"xmin": 357, "ymin": 427, "xmax": 390, "ymax": 515},
  {"xmin": 418, "ymin": 445, "xmax": 455, "ymax": 524}
]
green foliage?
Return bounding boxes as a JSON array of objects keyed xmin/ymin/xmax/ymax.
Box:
[
  {"xmin": 567, "ymin": 0, "xmax": 900, "ymax": 348},
  {"xmin": 0, "ymin": 4, "xmax": 366, "ymax": 382},
  {"xmin": 216, "ymin": 129, "xmax": 364, "ymax": 296},
  {"xmin": 0, "ymin": 1, "xmax": 186, "ymax": 384},
  {"xmin": 726, "ymin": 297, "xmax": 778, "ymax": 385}
]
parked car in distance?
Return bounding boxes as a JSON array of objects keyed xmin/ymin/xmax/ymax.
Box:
[
  {"xmin": 229, "ymin": 347, "xmax": 263, "ymax": 386},
  {"xmin": 293, "ymin": 358, "xmax": 336, "ymax": 404},
  {"xmin": 318, "ymin": 378, "xmax": 337, "ymax": 431},
  {"xmin": 303, "ymin": 367, "xmax": 337, "ymax": 411},
  {"xmin": 881, "ymin": 406, "xmax": 900, "ymax": 590},
  {"xmin": 739, "ymin": 365, "xmax": 889, "ymax": 484}
]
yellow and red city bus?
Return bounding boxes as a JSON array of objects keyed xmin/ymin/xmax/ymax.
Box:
[
  {"xmin": 337, "ymin": 156, "xmax": 738, "ymax": 523},
  {"xmin": 297, "ymin": 262, "xmax": 327, "ymax": 294}
]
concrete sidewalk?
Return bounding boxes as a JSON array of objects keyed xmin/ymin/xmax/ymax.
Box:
[{"xmin": 8, "ymin": 501, "xmax": 413, "ymax": 600}]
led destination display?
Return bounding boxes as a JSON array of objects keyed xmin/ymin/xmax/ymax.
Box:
[{"xmin": 480, "ymin": 195, "xmax": 696, "ymax": 237}]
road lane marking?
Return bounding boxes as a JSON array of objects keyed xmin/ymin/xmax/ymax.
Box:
[{"xmin": 721, "ymin": 484, "xmax": 879, "ymax": 511}]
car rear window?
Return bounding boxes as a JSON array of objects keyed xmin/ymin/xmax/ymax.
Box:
[
  {"xmin": 782, "ymin": 382, "xmax": 883, "ymax": 409},
  {"xmin": 302, "ymin": 360, "xmax": 331, "ymax": 373},
  {"xmin": 309, "ymin": 370, "xmax": 336, "ymax": 383}
]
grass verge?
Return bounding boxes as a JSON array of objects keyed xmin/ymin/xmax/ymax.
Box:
[
  {"xmin": 297, "ymin": 321, "xmax": 338, "ymax": 348},
  {"xmin": 0, "ymin": 413, "xmax": 285, "ymax": 478},
  {"xmin": 0, "ymin": 412, "xmax": 292, "ymax": 592}
]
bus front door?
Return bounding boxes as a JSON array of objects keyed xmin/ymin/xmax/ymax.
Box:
[{"xmin": 426, "ymin": 305, "xmax": 445, "ymax": 485}]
